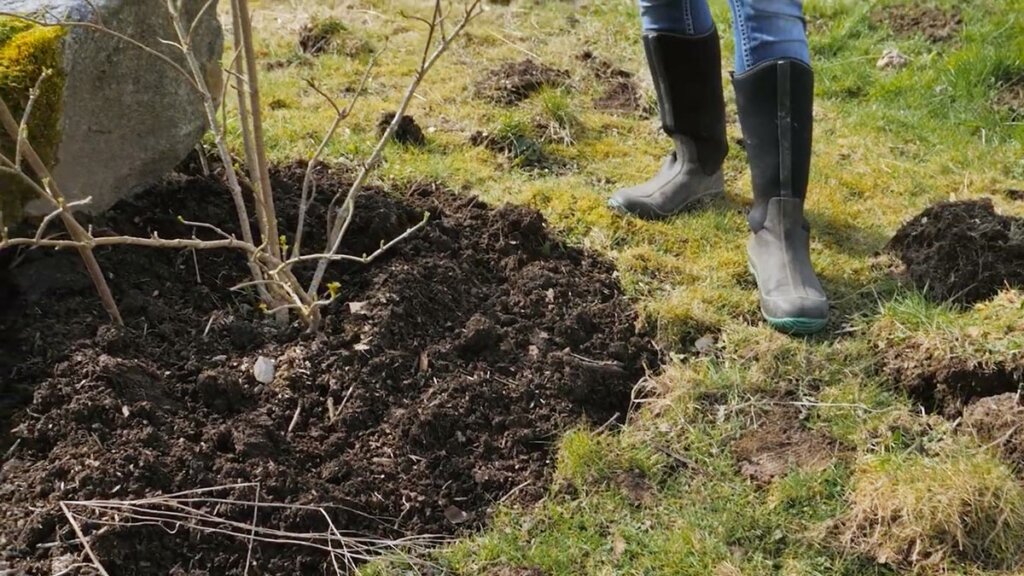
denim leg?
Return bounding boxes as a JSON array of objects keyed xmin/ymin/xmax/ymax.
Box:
[
  {"xmin": 726, "ymin": 0, "xmax": 810, "ymax": 73},
  {"xmin": 639, "ymin": 0, "xmax": 715, "ymax": 36}
]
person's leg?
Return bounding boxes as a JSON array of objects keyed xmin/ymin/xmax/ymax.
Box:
[
  {"xmin": 728, "ymin": 0, "xmax": 828, "ymax": 334},
  {"xmin": 609, "ymin": 0, "xmax": 728, "ymax": 219},
  {"xmin": 726, "ymin": 0, "xmax": 810, "ymax": 73}
]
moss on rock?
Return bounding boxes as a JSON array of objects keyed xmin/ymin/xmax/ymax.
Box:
[{"xmin": 0, "ymin": 20, "xmax": 66, "ymax": 224}]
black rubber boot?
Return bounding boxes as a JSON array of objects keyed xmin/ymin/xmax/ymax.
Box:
[
  {"xmin": 733, "ymin": 59, "xmax": 829, "ymax": 334},
  {"xmin": 609, "ymin": 30, "xmax": 728, "ymax": 219}
]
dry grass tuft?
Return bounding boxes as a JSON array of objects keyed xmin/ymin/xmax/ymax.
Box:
[{"xmin": 837, "ymin": 448, "xmax": 1024, "ymax": 572}]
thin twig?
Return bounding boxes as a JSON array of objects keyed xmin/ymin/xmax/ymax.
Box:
[{"xmin": 60, "ymin": 503, "xmax": 111, "ymax": 576}]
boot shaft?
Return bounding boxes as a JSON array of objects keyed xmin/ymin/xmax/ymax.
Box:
[
  {"xmin": 642, "ymin": 30, "xmax": 728, "ymax": 175},
  {"xmin": 732, "ymin": 59, "xmax": 814, "ymax": 231}
]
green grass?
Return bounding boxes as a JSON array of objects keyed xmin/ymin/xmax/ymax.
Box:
[{"xmin": 243, "ymin": 0, "xmax": 1024, "ymax": 573}]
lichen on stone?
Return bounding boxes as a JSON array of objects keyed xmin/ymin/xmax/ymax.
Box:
[{"xmin": 0, "ymin": 19, "xmax": 66, "ymax": 224}]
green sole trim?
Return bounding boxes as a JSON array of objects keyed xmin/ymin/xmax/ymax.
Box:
[{"xmin": 764, "ymin": 315, "xmax": 828, "ymax": 335}]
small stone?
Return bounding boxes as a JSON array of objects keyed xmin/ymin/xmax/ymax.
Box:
[
  {"xmin": 877, "ymin": 48, "xmax": 910, "ymax": 70},
  {"xmin": 253, "ymin": 356, "xmax": 276, "ymax": 384},
  {"xmin": 444, "ymin": 505, "xmax": 470, "ymax": 524}
]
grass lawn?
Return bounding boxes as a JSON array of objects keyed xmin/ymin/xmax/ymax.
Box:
[{"xmin": 244, "ymin": 0, "xmax": 1024, "ymax": 573}]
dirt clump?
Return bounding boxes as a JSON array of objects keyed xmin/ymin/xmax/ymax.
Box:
[
  {"xmin": 963, "ymin": 393, "xmax": 1024, "ymax": 473},
  {"xmin": 730, "ymin": 406, "xmax": 837, "ymax": 485},
  {"xmin": 885, "ymin": 198, "xmax": 1024, "ymax": 306},
  {"xmin": 578, "ymin": 51, "xmax": 648, "ymax": 114},
  {"xmin": 378, "ymin": 112, "xmax": 426, "ymax": 146},
  {"xmin": 475, "ymin": 59, "xmax": 570, "ymax": 105},
  {"xmin": 871, "ymin": 5, "xmax": 963, "ymax": 43},
  {"xmin": 0, "ymin": 163, "xmax": 658, "ymax": 573}
]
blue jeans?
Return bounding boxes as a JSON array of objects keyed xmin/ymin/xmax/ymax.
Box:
[{"xmin": 639, "ymin": 0, "xmax": 810, "ymax": 73}]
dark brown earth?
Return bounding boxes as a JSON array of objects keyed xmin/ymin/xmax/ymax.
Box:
[
  {"xmin": 0, "ymin": 161, "xmax": 658, "ymax": 574},
  {"xmin": 880, "ymin": 342, "xmax": 1023, "ymax": 419},
  {"xmin": 730, "ymin": 406, "xmax": 836, "ymax": 485},
  {"xmin": 963, "ymin": 393, "xmax": 1024, "ymax": 474},
  {"xmin": 378, "ymin": 112, "xmax": 426, "ymax": 146},
  {"xmin": 577, "ymin": 51, "xmax": 648, "ymax": 114},
  {"xmin": 885, "ymin": 198, "xmax": 1024, "ymax": 306},
  {"xmin": 475, "ymin": 59, "xmax": 570, "ymax": 105},
  {"xmin": 871, "ymin": 5, "xmax": 963, "ymax": 43}
]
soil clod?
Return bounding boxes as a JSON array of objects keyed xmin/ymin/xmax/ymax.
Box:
[
  {"xmin": 378, "ymin": 111, "xmax": 427, "ymax": 146},
  {"xmin": 475, "ymin": 59, "xmax": 570, "ymax": 105},
  {"xmin": 886, "ymin": 198, "xmax": 1024, "ymax": 306}
]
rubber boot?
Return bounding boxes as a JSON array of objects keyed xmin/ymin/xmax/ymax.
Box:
[
  {"xmin": 609, "ymin": 30, "xmax": 728, "ymax": 219},
  {"xmin": 733, "ymin": 59, "xmax": 829, "ymax": 335}
]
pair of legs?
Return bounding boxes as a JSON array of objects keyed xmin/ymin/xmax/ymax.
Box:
[{"xmin": 610, "ymin": 0, "xmax": 829, "ymax": 334}]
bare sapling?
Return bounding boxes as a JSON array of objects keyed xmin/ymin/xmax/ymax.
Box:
[{"xmin": 0, "ymin": 0, "xmax": 484, "ymax": 331}]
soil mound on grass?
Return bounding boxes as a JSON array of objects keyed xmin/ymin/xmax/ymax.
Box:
[
  {"xmin": 0, "ymin": 163, "xmax": 658, "ymax": 574},
  {"xmin": 378, "ymin": 112, "xmax": 426, "ymax": 146},
  {"xmin": 578, "ymin": 51, "xmax": 647, "ymax": 114},
  {"xmin": 871, "ymin": 5, "xmax": 963, "ymax": 43},
  {"xmin": 475, "ymin": 59, "xmax": 570, "ymax": 105},
  {"xmin": 885, "ymin": 198, "xmax": 1024, "ymax": 306}
]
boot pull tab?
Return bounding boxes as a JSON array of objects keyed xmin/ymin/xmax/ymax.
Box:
[{"xmin": 777, "ymin": 61, "xmax": 793, "ymax": 199}]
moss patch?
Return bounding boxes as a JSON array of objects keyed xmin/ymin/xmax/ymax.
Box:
[{"xmin": 0, "ymin": 19, "xmax": 65, "ymax": 224}]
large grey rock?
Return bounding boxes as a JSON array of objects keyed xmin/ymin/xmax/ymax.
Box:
[{"xmin": 0, "ymin": 0, "xmax": 222, "ymax": 215}]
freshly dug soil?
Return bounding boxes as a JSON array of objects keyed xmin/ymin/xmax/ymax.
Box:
[
  {"xmin": 881, "ymin": 343, "xmax": 1023, "ymax": 419},
  {"xmin": 0, "ymin": 163, "xmax": 658, "ymax": 573},
  {"xmin": 963, "ymin": 393, "xmax": 1024, "ymax": 474},
  {"xmin": 886, "ymin": 198, "xmax": 1024, "ymax": 306},
  {"xmin": 475, "ymin": 59, "xmax": 570, "ymax": 105},
  {"xmin": 378, "ymin": 112, "xmax": 426, "ymax": 146},
  {"xmin": 578, "ymin": 51, "xmax": 647, "ymax": 114},
  {"xmin": 730, "ymin": 406, "xmax": 837, "ymax": 485},
  {"xmin": 871, "ymin": 5, "xmax": 963, "ymax": 43}
]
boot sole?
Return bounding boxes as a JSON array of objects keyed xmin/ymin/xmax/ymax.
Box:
[
  {"xmin": 607, "ymin": 189, "xmax": 724, "ymax": 220},
  {"xmin": 747, "ymin": 263, "xmax": 828, "ymax": 336}
]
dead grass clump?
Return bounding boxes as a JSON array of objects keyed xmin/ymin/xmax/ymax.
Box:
[{"xmin": 837, "ymin": 449, "xmax": 1024, "ymax": 571}]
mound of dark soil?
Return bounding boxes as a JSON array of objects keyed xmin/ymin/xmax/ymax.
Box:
[
  {"xmin": 578, "ymin": 51, "xmax": 647, "ymax": 114},
  {"xmin": 0, "ymin": 164, "xmax": 658, "ymax": 573},
  {"xmin": 871, "ymin": 5, "xmax": 963, "ymax": 43},
  {"xmin": 378, "ymin": 112, "xmax": 426, "ymax": 146},
  {"xmin": 886, "ymin": 198, "xmax": 1024, "ymax": 306},
  {"xmin": 475, "ymin": 59, "xmax": 570, "ymax": 105}
]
